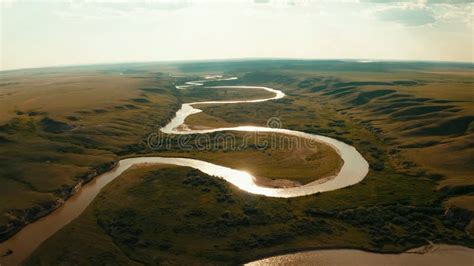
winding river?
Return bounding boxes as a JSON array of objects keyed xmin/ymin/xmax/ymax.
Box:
[{"xmin": 1, "ymin": 76, "xmax": 468, "ymax": 265}]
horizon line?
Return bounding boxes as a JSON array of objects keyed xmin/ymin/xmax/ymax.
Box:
[{"xmin": 1, "ymin": 57, "xmax": 473, "ymax": 73}]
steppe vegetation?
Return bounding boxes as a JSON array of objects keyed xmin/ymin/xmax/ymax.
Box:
[{"xmin": 1, "ymin": 60, "xmax": 472, "ymax": 264}]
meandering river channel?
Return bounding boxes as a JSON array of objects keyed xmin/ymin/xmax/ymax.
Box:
[{"xmin": 0, "ymin": 76, "xmax": 470, "ymax": 265}]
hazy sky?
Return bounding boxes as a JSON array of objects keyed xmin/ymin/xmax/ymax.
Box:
[{"xmin": 1, "ymin": 0, "xmax": 473, "ymax": 70}]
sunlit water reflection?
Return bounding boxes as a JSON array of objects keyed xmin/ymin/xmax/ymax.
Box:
[{"xmin": 246, "ymin": 245, "xmax": 474, "ymax": 266}]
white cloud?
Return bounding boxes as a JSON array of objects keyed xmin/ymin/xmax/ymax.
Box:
[
  {"xmin": 51, "ymin": 1, "xmax": 193, "ymax": 21},
  {"xmin": 434, "ymin": 2, "xmax": 473, "ymax": 27},
  {"xmin": 374, "ymin": 6, "xmax": 435, "ymax": 26},
  {"xmin": 368, "ymin": 0, "xmax": 473, "ymax": 27}
]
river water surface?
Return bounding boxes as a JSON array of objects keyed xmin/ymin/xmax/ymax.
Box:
[{"xmin": 247, "ymin": 244, "xmax": 474, "ymax": 266}]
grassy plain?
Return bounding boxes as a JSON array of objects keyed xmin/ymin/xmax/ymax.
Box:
[
  {"xmin": 0, "ymin": 64, "xmax": 341, "ymax": 243},
  {"xmin": 182, "ymin": 65, "xmax": 474, "ymax": 233},
  {"xmin": 28, "ymin": 165, "xmax": 470, "ymax": 265},
  {"xmin": 180, "ymin": 86, "xmax": 275, "ymax": 102},
  {"xmin": 0, "ymin": 67, "xmax": 180, "ymax": 241},
  {"xmin": 185, "ymin": 69, "xmax": 473, "ymax": 190},
  {"xmin": 150, "ymin": 131, "xmax": 343, "ymax": 185},
  {"xmin": 2, "ymin": 60, "xmax": 473, "ymax": 264}
]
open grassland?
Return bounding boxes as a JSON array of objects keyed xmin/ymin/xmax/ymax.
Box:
[
  {"xmin": 180, "ymin": 86, "xmax": 275, "ymax": 102},
  {"xmin": 184, "ymin": 69, "xmax": 473, "ymax": 189},
  {"xmin": 143, "ymin": 132, "xmax": 343, "ymax": 185},
  {"xmin": 2, "ymin": 60, "xmax": 473, "ymax": 263},
  {"xmin": 0, "ymin": 72, "xmax": 150, "ymax": 124},
  {"xmin": 28, "ymin": 165, "xmax": 471, "ymax": 265},
  {"xmin": 0, "ymin": 65, "xmax": 340, "ymax": 243},
  {"xmin": 0, "ymin": 68, "xmax": 180, "ymax": 241},
  {"xmin": 175, "ymin": 65, "xmax": 474, "ymax": 235}
]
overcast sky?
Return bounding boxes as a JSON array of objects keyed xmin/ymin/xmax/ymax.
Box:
[{"xmin": 1, "ymin": 0, "xmax": 473, "ymax": 70}]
